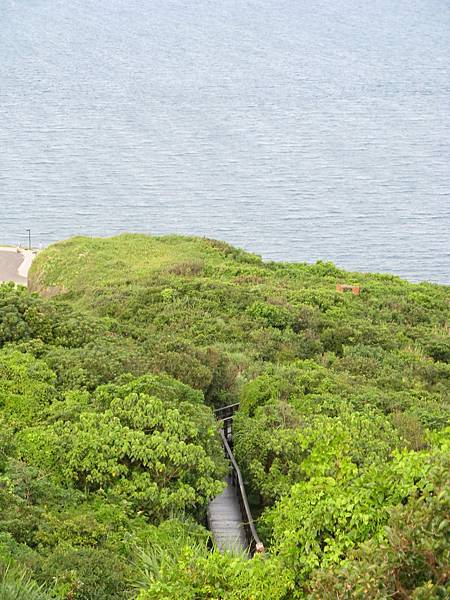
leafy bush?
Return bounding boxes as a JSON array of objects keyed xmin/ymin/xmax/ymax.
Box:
[
  {"xmin": 307, "ymin": 434, "xmax": 450, "ymax": 598},
  {"xmin": 18, "ymin": 375, "xmax": 226, "ymax": 521},
  {"xmin": 36, "ymin": 545, "xmax": 131, "ymax": 600},
  {"xmin": 0, "ymin": 349, "xmax": 57, "ymax": 428},
  {"xmin": 0, "ymin": 234, "xmax": 448, "ymax": 597}
]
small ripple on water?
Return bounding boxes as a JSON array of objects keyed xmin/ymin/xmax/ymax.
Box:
[{"xmin": 0, "ymin": 0, "xmax": 449, "ymax": 284}]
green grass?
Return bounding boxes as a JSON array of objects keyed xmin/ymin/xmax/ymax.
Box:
[
  {"xmin": 29, "ymin": 233, "xmax": 448, "ymax": 318},
  {"xmin": 0, "ymin": 567, "xmax": 50, "ymax": 600},
  {"xmin": 29, "ymin": 234, "xmax": 261, "ymax": 297}
]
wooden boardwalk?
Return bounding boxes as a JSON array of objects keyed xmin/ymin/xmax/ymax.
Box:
[
  {"xmin": 209, "ymin": 406, "xmax": 264, "ymax": 556},
  {"xmin": 207, "ymin": 475, "xmax": 247, "ymax": 554}
]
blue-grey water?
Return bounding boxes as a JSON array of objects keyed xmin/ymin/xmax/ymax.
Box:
[{"xmin": 1, "ymin": 0, "xmax": 449, "ymax": 284}]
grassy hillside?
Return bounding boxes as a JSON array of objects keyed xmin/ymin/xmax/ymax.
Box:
[
  {"xmin": 0, "ymin": 234, "xmax": 448, "ymax": 599},
  {"xmin": 29, "ymin": 234, "xmax": 449, "ymax": 398},
  {"xmin": 29, "ymin": 234, "xmax": 261, "ymax": 297}
]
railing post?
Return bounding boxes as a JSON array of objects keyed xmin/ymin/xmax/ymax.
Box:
[{"xmin": 255, "ymin": 542, "xmax": 265, "ymax": 554}]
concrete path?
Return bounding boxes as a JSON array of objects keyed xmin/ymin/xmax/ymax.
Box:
[
  {"xmin": 0, "ymin": 247, "xmax": 35, "ymax": 285},
  {"xmin": 207, "ymin": 476, "xmax": 247, "ymax": 554}
]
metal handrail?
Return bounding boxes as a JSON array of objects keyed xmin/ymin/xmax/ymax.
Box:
[
  {"xmin": 214, "ymin": 402, "xmax": 240, "ymax": 419},
  {"xmin": 219, "ymin": 428, "xmax": 265, "ymax": 555}
]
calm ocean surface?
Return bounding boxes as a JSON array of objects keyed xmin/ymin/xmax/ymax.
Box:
[{"xmin": 1, "ymin": 0, "xmax": 449, "ymax": 283}]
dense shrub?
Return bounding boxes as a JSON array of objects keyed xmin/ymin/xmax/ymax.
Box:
[
  {"xmin": 18, "ymin": 375, "xmax": 226, "ymax": 521},
  {"xmin": 0, "ymin": 234, "xmax": 448, "ymax": 598}
]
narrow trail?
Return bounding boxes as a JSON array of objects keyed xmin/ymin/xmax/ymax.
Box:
[
  {"xmin": 207, "ymin": 475, "xmax": 247, "ymax": 553},
  {"xmin": 207, "ymin": 404, "xmax": 264, "ymax": 556}
]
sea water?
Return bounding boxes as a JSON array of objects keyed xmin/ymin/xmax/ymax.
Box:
[{"xmin": 1, "ymin": 0, "xmax": 449, "ymax": 283}]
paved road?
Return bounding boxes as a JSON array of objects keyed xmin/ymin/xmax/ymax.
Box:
[{"xmin": 0, "ymin": 249, "xmax": 27, "ymax": 284}]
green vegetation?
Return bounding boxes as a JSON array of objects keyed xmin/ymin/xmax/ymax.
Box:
[{"xmin": 1, "ymin": 234, "xmax": 448, "ymax": 598}]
